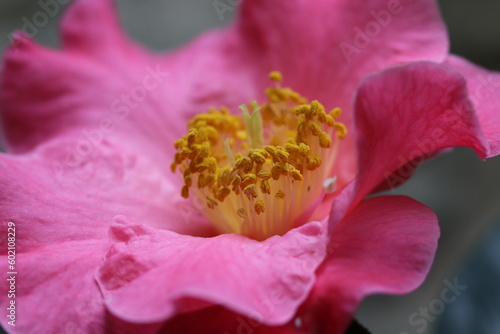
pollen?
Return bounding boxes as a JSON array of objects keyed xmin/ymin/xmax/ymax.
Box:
[{"xmin": 171, "ymin": 72, "xmax": 347, "ymax": 240}]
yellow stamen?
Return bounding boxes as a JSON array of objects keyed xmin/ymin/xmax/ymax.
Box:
[
  {"xmin": 269, "ymin": 71, "xmax": 283, "ymax": 82},
  {"xmin": 254, "ymin": 199, "xmax": 265, "ymax": 214},
  {"xmin": 171, "ymin": 71, "xmax": 347, "ymax": 240},
  {"xmin": 275, "ymin": 190, "xmax": 286, "ymax": 199}
]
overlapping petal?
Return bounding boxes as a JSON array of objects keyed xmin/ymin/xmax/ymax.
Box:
[
  {"xmin": 301, "ymin": 195, "xmax": 439, "ymax": 334},
  {"xmin": 96, "ymin": 217, "xmax": 328, "ymax": 326},
  {"xmin": 137, "ymin": 192, "xmax": 435, "ymax": 334},
  {"xmin": 352, "ymin": 62, "xmax": 489, "ymax": 204},
  {"xmin": 445, "ymin": 55, "xmax": 500, "ymax": 157}
]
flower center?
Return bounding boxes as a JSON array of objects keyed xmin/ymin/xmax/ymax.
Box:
[{"xmin": 171, "ymin": 72, "xmax": 346, "ymax": 240}]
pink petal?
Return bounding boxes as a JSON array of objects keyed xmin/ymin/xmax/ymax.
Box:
[
  {"xmin": 0, "ymin": 136, "xmax": 215, "ymax": 253},
  {"xmin": 0, "ymin": 33, "xmax": 171, "ymax": 164},
  {"xmin": 0, "ymin": 240, "xmax": 108, "ymax": 333},
  {"xmin": 238, "ymin": 0, "xmax": 448, "ymax": 98},
  {"xmin": 353, "ymin": 62, "xmax": 489, "ymax": 204},
  {"xmin": 238, "ymin": 0, "xmax": 449, "ymax": 187},
  {"xmin": 96, "ymin": 218, "xmax": 328, "ymax": 325},
  {"xmin": 445, "ymin": 55, "xmax": 500, "ymax": 157},
  {"xmin": 301, "ymin": 195, "xmax": 439, "ymax": 334}
]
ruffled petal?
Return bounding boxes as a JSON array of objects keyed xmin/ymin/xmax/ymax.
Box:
[
  {"xmin": 0, "ymin": 136, "xmax": 214, "ymax": 253},
  {"xmin": 300, "ymin": 195, "xmax": 439, "ymax": 334},
  {"xmin": 238, "ymin": 0, "xmax": 449, "ymax": 186},
  {"xmin": 96, "ymin": 218, "xmax": 328, "ymax": 326},
  {"xmin": 353, "ymin": 62, "xmax": 489, "ymax": 204},
  {"xmin": 445, "ymin": 55, "xmax": 500, "ymax": 157},
  {"xmin": 0, "ymin": 240, "xmax": 108, "ymax": 333}
]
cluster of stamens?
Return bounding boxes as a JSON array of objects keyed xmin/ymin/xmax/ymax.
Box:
[{"xmin": 171, "ymin": 72, "xmax": 346, "ymax": 240}]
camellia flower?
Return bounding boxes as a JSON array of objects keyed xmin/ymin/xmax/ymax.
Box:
[{"xmin": 1, "ymin": 0, "xmax": 499, "ymax": 334}]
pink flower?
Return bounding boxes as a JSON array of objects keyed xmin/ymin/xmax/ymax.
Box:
[{"xmin": 0, "ymin": 0, "xmax": 498, "ymax": 333}]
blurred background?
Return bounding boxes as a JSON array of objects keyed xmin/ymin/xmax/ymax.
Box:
[{"xmin": 0, "ymin": 1, "xmax": 499, "ymax": 333}]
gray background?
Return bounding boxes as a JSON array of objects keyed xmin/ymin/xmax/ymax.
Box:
[{"xmin": 0, "ymin": 1, "xmax": 499, "ymax": 333}]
